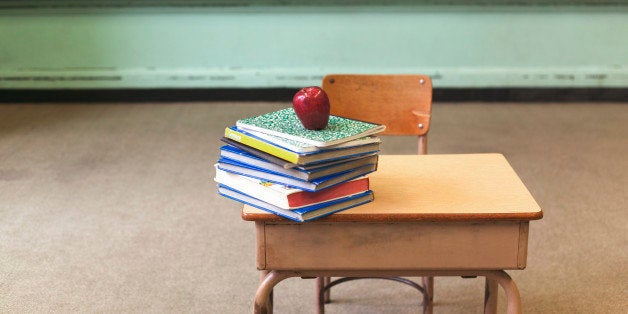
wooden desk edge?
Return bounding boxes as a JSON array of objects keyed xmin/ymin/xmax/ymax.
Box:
[{"xmin": 241, "ymin": 209, "xmax": 544, "ymax": 223}]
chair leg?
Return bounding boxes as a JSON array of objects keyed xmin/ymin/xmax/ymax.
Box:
[
  {"xmin": 323, "ymin": 277, "xmax": 331, "ymax": 302},
  {"xmin": 315, "ymin": 277, "xmax": 331, "ymax": 310},
  {"xmin": 315, "ymin": 277, "xmax": 325, "ymax": 314},
  {"xmin": 422, "ymin": 276, "xmax": 434, "ymax": 314},
  {"xmin": 418, "ymin": 135, "xmax": 428, "ymax": 155}
]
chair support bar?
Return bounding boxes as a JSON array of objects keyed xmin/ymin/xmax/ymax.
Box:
[{"xmin": 318, "ymin": 276, "xmax": 429, "ymax": 308}]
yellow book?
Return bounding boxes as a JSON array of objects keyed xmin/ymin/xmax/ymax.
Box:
[
  {"xmin": 225, "ymin": 127, "xmax": 300, "ymax": 163},
  {"xmin": 223, "ymin": 127, "xmax": 380, "ymax": 166}
]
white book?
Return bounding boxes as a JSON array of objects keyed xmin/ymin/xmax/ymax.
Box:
[{"xmin": 238, "ymin": 127, "xmax": 381, "ymax": 153}]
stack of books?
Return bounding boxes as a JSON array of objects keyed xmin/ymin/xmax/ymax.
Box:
[{"xmin": 214, "ymin": 108, "xmax": 386, "ymax": 222}]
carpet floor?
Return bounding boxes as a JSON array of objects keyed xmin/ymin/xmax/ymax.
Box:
[{"xmin": 1, "ymin": 102, "xmax": 626, "ymax": 313}]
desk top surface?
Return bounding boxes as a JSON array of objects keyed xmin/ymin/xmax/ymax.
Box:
[{"xmin": 241, "ymin": 154, "xmax": 543, "ymax": 222}]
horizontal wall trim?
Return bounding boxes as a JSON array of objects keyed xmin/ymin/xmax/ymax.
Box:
[{"xmin": 1, "ymin": 67, "xmax": 626, "ymax": 89}]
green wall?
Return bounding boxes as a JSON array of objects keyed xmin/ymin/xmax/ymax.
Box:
[{"xmin": 1, "ymin": 2, "xmax": 627, "ymax": 89}]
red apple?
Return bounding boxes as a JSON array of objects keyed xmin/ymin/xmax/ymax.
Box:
[{"xmin": 292, "ymin": 86, "xmax": 330, "ymax": 130}]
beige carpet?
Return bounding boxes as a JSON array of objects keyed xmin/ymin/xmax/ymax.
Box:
[{"xmin": 1, "ymin": 102, "xmax": 626, "ymax": 313}]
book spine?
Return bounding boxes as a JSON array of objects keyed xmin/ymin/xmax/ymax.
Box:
[{"xmin": 224, "ymin": 127, "xmax": 300, "ymax": 164}]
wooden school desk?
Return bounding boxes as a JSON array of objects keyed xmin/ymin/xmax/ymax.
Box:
[{"xmin": 242, "ymin": 154, "xmax": 543, "ymax": 314}]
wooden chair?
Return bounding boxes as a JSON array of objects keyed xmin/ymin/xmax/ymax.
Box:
[{"xmin": 318, "ymin": 74, "xmax": 434, "ymax": 311}]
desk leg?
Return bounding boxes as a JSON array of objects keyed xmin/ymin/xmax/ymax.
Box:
[
  {"xmin": 254, "ymin": 271, "xmax": 293, "ymax": 314},
  {"xmin": 482, "ymin": 271, "xmax": 521, "ymax": 314},
  {"xmin": 259, "ymin": 271, "xmax": 273, "ymax": 313},
  {"xmin": 254, "ymin": 270, "xmax": 519, "ymax": 314},
  {"xmin": 484, "ymin": 278, "xmax": 498, "ymax": 314}
]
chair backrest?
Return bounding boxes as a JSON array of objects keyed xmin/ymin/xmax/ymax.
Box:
[{"xmin": 322, "ymin": 74, "xmax": 433, "ymax": 154}]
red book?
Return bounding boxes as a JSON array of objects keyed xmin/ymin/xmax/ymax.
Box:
[{"xmin": 215, "ymin": 168, "xmax": 370, "ymax": 209}]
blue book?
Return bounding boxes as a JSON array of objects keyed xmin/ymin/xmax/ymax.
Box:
[
  {"xmin": 216, "ymin": 157, "xmax": 377, "ymax": 192},
  {"xmin": 219, "ymin": 145, "xmax": 378, "ymax": 181},
  {"xmin": 217, "ymin": 185, "xmax": 374, "ymax": 222}
]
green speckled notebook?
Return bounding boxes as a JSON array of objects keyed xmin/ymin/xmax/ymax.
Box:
[{"xmin": 236, "ymin": 108, "xmax": 386, "ymax": 147}]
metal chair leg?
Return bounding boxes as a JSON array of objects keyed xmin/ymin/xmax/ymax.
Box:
[
  {"xmin": 315, "ymin": 277, "xmax": 325, "ymax": 314},
  {"xmin": 484, "ymin": 277, "xmax": 498, "ymax": 314},
  {"xmin": 255, "ymin": 271, "xmax": 292, "ymax": 314},
  {"xmin": 482, "ymin": 270, "xmax": 521, "ymax": 314},
  {"xmin": 259, "ymin": 270, "xmax": 273, "ymax": 314},
  {"xmin": 422, "ymin": 276, "xmax": 434, "ymax": 314}
]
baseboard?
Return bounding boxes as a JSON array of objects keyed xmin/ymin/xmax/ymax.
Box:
[{"xmin": 1, "ymin": 88, "xmax": 626, "ymax": 103}]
